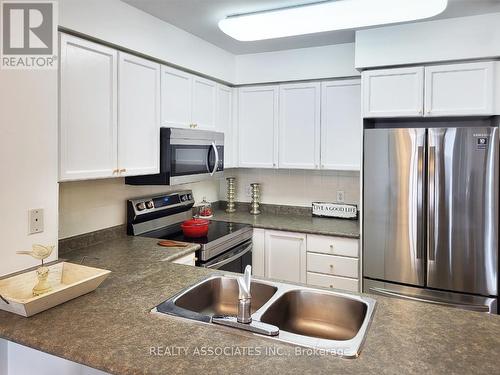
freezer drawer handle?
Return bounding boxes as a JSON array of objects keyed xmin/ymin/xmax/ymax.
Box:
[{"xmin": 368, "ymin": 287, "xmax": 490, "ymax": 312}]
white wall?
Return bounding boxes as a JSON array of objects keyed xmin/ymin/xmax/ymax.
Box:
[
  {"xmin": 0, "ymin": 69, "xmax": 58, "ymax": 277},
  {"xmin": 235, "ymin": 43, "xmax": 358, "ymax": 84},
  {"xmin": 220, "ymin": 169, "xmax": 360, "ymax": 207},
  {"xmin": 356, "ymin": 12, "xmax": 500, "ymax": 69},
  {"xmin": 7, "ymin": 341, "xmax": 108, "ymax": 375},
  {"xmin": 59, "ymin": 178, "xmax": 220, "ymax": 239},
  {"xmin": 0, "ymin": 339, "xmax": 6, "ymax": 375},
  {"xmin": 59, "ymin": 0, "xmax": 236, "ymax": 83}
]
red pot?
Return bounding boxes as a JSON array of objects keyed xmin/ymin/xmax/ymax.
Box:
[{"xmin": 181, "ymin": 218, "xmax": 209, "ymax": 238}]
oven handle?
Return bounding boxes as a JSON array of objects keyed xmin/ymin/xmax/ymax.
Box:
[
  {"xmin": 206, "ymin": 243, "xmax": 252, "ymax": 269},
  {"xmin": 210, "ymin": 142, "xmax": 220, "ymax": 176}
]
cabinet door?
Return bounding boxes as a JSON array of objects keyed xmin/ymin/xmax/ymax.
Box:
[
  {"xmin": 59, "ymin": 34, "xmax": 118, "ymax": 181},
  {"xmin": 424, "ymin": 62, "xmax": 495, "ymax": 116},
  {"xmin": 238, "ymin": 86, "xmax": 279, "ymax": 168},
  {"xmin": 265, "ymin": 230, "xmax": 306, "ymax": 283},
  {"xmin": 192, "ymin": 76, "xmax": 217, "ymax": 129},
  {"xmin": 118, "ymin": 53, "xmax": 160, "ymax": 177},
  {"xmin": 362, "ymin": 67, "xmax": 424, "ymax": 118},
  {"xmin": 252, "ymin": 228, "xmax": 265, "ymax": 277},
  {"xmin": 321, "ymin": 80, "xmax": 361, "ymax": 170},
  {"xmin": 160, "ymin": 65, "xmax": 192, "ymax": 128},
  {"xmin": 278, "ymin": 83, "xmax": 320, "ymax": 169},
  {"xmin": 216, "ymin": 85, "xmax": 234, "ymax": 168}
]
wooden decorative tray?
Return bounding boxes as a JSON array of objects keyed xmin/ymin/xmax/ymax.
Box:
[{"xmin": 0, "ymin": 262, "xmax": 111, "ymax": 317}]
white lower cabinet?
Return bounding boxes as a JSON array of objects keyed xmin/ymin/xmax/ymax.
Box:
[
  {"xmin": 253, "ymin": 229, "xmax": 359, "ymax": 292},
  {"xmin": 264, "ymin": 230, "xmax": 306, "ymax": 283},
  {"xmin": 306, "ymin": 272, "xmax": 359, "ymax": 292},
  {"xmin": 307, "ymin": 253, "xmax": 358, "ymax": 279}
]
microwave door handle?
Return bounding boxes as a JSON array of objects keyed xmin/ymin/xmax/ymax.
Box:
[{"xmin": 210, "ymin": 142, "xmax": 219, "ymax": 176}]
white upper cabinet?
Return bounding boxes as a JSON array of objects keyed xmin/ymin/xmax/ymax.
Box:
[
  {"xmin": 118, "ymin": 52, "xmax": 160, "ymax": 177},
  {"xmin": 264, "ymin": 230, "xmax": 306, "ymax": 283},
  {"xmin": 278, "ymin": 83, "xmax": 320, "ymax": 169},
  {"xmin": 160, "ymin": 65, "xmax": 192, "ymax": 128},
  {"xmin": 161, "ymin": 65, "xmax": 218, "ymax": 130},
  {"xmin": 424, "ymin": 61, "xmax": 496, "ymax": 116},
  {"xmin": 216, "ymin": 84, "xmax": 234, "ymax": 168},
  {"xmin": 192, "ymin": 76, "xmax": 217, "ymax": 129},
  {"xmin": 362, "ymin": 67, "xmax": 424, "ymax": 118},
  {"xmin": 321, "ymin": 79, "xmax": 361, "ymax": 171},
  {"xmin": 237, "ymin": 86, "xmax": 279, "ymax": 168},
  {"xmin": 59, "ymin": 34, "xmax": 118, "ymax": 181}
]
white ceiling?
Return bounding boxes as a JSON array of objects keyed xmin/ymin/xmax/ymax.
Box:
[{"xmin": 122, "ymin": 0, "xmax": 500, "ymax": 54}]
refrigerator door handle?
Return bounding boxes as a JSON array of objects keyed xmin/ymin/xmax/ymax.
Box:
[
  {"xmin": 368, "ymin": 287, "xmax": 490, "ymax": 312},
  {"xmin": 416, "ymin": 146, "xmax": 425, "ymax": 260},
  {"xmin": 428, "ymin": 145, "xmax": 436, "ymax": 261}
]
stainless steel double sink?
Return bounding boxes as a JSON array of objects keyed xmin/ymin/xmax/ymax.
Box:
[{"xmin": 153, "ymin": 275, "xmax": 376, "ymax": 358}]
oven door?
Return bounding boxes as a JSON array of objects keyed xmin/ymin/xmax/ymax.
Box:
[{"xmin": 199, "ymin": 240, "xmax": 252, "ymax": 273}]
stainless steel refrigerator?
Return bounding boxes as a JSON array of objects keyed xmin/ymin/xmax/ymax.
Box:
[{"xmin": 363, "ymin": 121, "xmax": 499, "ymax": 313}]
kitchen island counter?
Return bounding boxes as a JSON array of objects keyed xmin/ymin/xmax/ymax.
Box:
[{"xmin": 0, "ymin": 236, "xmax": 499, "ymax": 375}]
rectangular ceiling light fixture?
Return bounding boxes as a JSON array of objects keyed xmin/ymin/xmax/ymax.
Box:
[{"xmin": 219, "ymin": 0, "xmax": 448, "ymax": 41}]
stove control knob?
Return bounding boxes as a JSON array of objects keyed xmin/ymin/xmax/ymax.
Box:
[
  {"xmin": 181, "ymin": 195, "xmax": 187, "ymax": 201},
  {"xmin": 188, "ymin": 194, "xmax": 193, "ymax": 200},
  {"xmin": 145, "ymin": 200, "xmax": 154, "ymax": 209},
  {"xmin": 136, "ymin": 202, "xmax": 146, "ymax": 211}
]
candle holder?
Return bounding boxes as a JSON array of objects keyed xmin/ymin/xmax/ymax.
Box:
[
  {"xmin": 250, "ymin": 183, "xmax": 261, "ymax": 215},
  {"xmin": 226, "ymin": 177, "xmax": 236, "ymax": 213}
]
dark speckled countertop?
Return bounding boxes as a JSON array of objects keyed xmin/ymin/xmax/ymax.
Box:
[
  {"xmin": 1, "ymin": 236, "xmax": 499, "ymax": 374},
  {"xmin": 211, "ymin": 208, "xmax": 360, "ymax": 238}
]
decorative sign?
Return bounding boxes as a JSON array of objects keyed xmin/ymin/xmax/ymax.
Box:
[{"xmin": 312, "ymin": 202, "xmax": 358, "ymax": 220}]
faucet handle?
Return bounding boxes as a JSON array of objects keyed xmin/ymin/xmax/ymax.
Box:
[{"xmin": 238, "ymin": 265, "xmax": 252, "ymax": 300}]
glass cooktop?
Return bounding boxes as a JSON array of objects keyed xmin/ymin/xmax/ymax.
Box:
[{"xmin": 140, "ymin": 220, "xmax": 251, "ymax": 245}]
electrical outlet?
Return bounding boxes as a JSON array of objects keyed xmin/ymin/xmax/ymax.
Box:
[
  {"xmin": 336, "ymin": 191, "xmax": 345, "ymax": 203},
  {"xmin": 29, "ymin": 208, "xmax": 44, "ymax": 234}
]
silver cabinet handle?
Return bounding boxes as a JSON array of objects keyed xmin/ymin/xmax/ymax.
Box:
[{"xmin": 368, "ymin": 287, "xmax": 490, "ymax": 312}]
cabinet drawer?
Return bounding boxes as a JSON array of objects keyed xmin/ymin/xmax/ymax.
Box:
[
  {"xmin": 307, "ymin": 253, "xmax": 358, "ymax": 278},
  {"xmin": 307, "ymin": 272, "xmax": 359, "ymax": 292},
  {"xmin": 307, "ymin": 234, "xmax": 359, "ymax": 257}
]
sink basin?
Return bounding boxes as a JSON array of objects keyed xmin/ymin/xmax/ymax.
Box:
[
  {"xmin": 155, "ymin": 276, "xmax": 277, "ymax": 322},
  {"xmin": 153, "ymin": 275, "xmax": 376, "ymax": 358},
  {"xmin": 174, "ymin": 276, "xmax": 277, "ymax": 316},
  {"xmin": 259, "ymin": 290, "xmax": 367, "ymax": 341}
]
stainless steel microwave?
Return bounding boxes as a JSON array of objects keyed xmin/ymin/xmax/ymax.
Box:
[{"xmin": 125, "ymin": 128, "xmax": 224, "ymax": 186}]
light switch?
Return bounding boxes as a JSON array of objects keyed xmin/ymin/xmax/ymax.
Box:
[{"xmin": 29, "ymin": 208, "xmax": 44, "ymax": 234}]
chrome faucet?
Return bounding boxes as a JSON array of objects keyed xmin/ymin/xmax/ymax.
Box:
[
  {"xmin": 237, "ymin": 265, "xmax": 252, "ymax": 324},
  {"xmin": 211, "ymin": 266, "xmax": 279, "ymax": 336}
]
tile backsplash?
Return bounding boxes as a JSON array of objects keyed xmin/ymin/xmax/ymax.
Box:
[
  {"xmin": 59, "ymin": 178, "xmax": 219, "ymax": 239},
  {"xmin": 219, "ymin": 169, "xmax": 360, "ymax": 207},
  {"xmin": 59, "ymin": 169, "xmax": 360, "ymax": 240}
]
